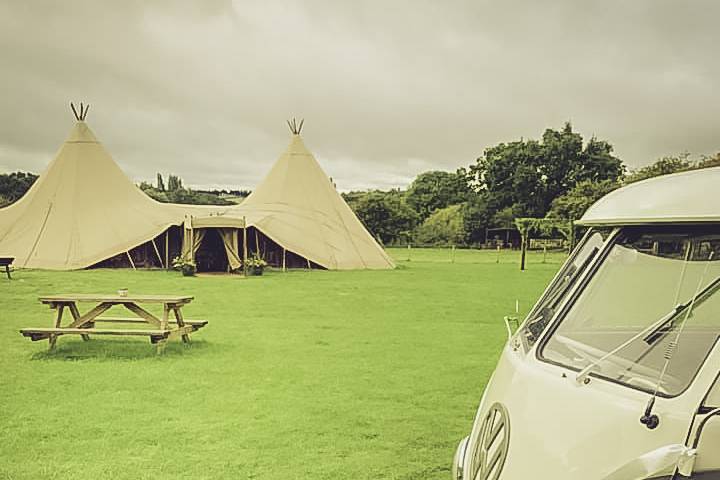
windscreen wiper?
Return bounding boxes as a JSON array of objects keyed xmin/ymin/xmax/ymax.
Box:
[
  {"xmin": 643, "ymin": 274, "xmax": 720, "ymax": 345},
  {"xmin": 576, "ymin": 272, "xmax": 720, "ymax": 384}
]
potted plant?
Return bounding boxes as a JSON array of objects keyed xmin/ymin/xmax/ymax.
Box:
[
  {"xmin": 245, "ymin": 254, "xmax": 267, "ymax": 276},
  {"xmin": 172, "ymin": 256, "xmax": 196, "ymax": 277}
]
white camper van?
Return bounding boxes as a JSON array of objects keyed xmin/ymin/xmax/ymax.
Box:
[{"xmin": 453, "ymin": 168, "xmax": 720, "ymax": 480}]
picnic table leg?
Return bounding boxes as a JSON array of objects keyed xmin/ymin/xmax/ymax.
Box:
[
  {"xmin": 49, "ymin": 305, "xmax": 65, "ymax": 350},
  {"xmin": 68, "ymin": 302, "xmax": 91, "ymax": 342},
  {"xmin": 172, "ymin": 306, "xmax": 191, "ymax": 344},
  {"xmin": 156, "ymin": 305, "xmax": 170, "ymax": 355}
]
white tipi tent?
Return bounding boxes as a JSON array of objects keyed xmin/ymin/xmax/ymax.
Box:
[
  {"xmin": 229, "ymin": 121, "xmax": 394, "ymax": 270},
  {"xmin": 0, "ymin": 105, "xmax": 188, "ymax": 269}
]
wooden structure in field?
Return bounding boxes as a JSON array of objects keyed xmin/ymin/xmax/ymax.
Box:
[{"xmin": 20, "ymin": 294, "xmax": 207, "ymax": 354}]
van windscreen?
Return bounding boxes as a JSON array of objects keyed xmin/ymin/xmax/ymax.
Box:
[{"xmin": 540, "ymin": 225, "xmax": 720, "ymax": 397}]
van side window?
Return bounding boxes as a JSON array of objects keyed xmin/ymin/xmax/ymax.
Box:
[{"xmin": 518, "ymin": 228, "xmax": 610, "ymax": 350}]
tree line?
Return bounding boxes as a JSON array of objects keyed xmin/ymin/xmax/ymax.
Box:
[
  {"xmin": 343, "ymin": 122, "xmax": 720, "ymax": 247},
  {"xmin": 138, "ymin": 173, "xmax": 249, "ymax": 205}
]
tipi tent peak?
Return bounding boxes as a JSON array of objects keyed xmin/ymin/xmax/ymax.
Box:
[
  {"xmin": 286, "ymin": 117, "xmax": 304, "ymax": 135},
  {"xmin": 70, "ymin": 101, "xmax": 90, "ymax": 121}
]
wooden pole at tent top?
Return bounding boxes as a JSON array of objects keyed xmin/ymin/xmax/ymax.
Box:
[{"xmin": 242, "ymin": 216, "xmax": 248, "ymax": 277}]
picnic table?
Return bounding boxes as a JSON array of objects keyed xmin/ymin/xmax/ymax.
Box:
[{"xmin": 20, "ymin": 294, "xmax": 208, "ymax": 354}]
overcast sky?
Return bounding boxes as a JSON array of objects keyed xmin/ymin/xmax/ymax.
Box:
[{"xmin": 0, "ymin": 1, "xmax": 718, "ymax": 191}]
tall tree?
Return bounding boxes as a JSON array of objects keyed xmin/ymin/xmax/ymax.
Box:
[
  {"xmin": 460, "ymin": 194, "xmax": 491, "ymax": 244},
  {"xmin": 470, "ymin": 122, "xmax": 623, "ymax": 219},
  {"xmin": 156, "ymin": 173, "xmax": 166, "ymax": 191},
  {"xmin": 405, "ymin": 170, "xmax": 473, "ymax": 220},
  {"xmin": 167, "ymin": 174, "xmax": 183, "ymax": 192},
  {"xmin": 414, "ymin": 204, "xmax": 465, "ymax": 246},
  {"xmin": 344, "ymin": 190, "xmax": 419, "ymax": 245}
]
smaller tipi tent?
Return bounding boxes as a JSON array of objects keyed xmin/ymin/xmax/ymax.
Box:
[
  {"xmin": 229, "ymin": 120, "xmax": 394, "ymax": 270},
  {"xmin": 0, "ymin": 104, "xmax": 187, "ymax": 269}
]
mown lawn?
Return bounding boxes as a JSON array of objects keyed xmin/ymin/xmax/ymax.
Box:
[{"xmin": 0, "ymin": 248, "xmax": 564, "ymax": 479}]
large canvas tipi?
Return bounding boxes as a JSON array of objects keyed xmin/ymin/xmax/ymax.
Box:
[
  {"xmin": 0, "ymin": 106, "xmax": 186, "ymax": 269},
  {"xmin": 231, "ymin": 121, "xmax": 394, "ymax": 270}
]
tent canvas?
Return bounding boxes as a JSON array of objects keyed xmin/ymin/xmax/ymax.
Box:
[
  {"xmin": 0, "ymin": 120, "xmax": 191, "ymax": 269},
  {"xmin": 228, "ymin": 132, "xmax": 394, "ymax": 270}
]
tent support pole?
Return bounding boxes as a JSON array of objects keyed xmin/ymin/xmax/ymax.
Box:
[
  {"xmin": 282, "ymin": 248, "xmax": 286, "ymax": 272},
  {"xmin": 151, "ymin": 238, "xmax": 164, "ymax": 269},
  {"xmin": 255, "ymin": 229, "xmax": 260, "ymax": 258},
  {"xmin": 242, "ymin": 217, "xmax": 248, "ymax": 277},
  {"xmin": 126, "ymin": 251, "xmax": 136, "ymax": 270},
  {"xmin": 306, "ymin": 258, "xmax": 311, "ymax": 270},
  {"xmin": 164, "ymin": 230, "xmax": 169, "ymax": 270}
]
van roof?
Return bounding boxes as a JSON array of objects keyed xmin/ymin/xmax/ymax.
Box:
[{"xmin": 579, "ymin": 167, "xmax": 720, "ymax": 226}]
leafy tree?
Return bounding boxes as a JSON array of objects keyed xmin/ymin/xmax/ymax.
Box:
[
  {"xmin": 460, "ymin": 195, "xmax": 491, "ymax": 244},
  {"xmin": 474, "ymin": 139, "xmax": 546, "ymax": 217},
  {"xmin": 625, "ymin": 153, "xmax": 692, "ymax": 184},
  {"xmin": 576, "ymin": 137, "xmax": 625, "ymax": 184},
  {"xmin": 0, "ymin": 171, "xmax": 39, "ymax": 205},
  {"xmin": 546, "ymin": 179, "xmax": 621, "ymax": 221},
  {"xmin": 491, "ymin": 206, "xmax": 516, "ymax": 229},
  {"xmin": 344, "ymin": 190, "xmax": 419, "ymax": 245},
  {"xmin": 406, "ymin": 170, "xmax": 472, "ymax": 220},
  {"xmin": 470, "ymin": 122, "xmax": 623, "ymax": 218},
  {"xmin": 414, "ymin": 204, "xmax": 465, "ymax": 246},
  {"xmin": 697, "ymin": 153, "xmax": 720, "ymax": 169},
  {"xmin": 625, "ymin": 152, "xmax": 720, "ymax": 184}
]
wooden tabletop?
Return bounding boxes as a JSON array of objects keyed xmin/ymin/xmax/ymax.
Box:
[{"xmin": 39, "ymin": 294, "xmax": 193, "ymax": 304}]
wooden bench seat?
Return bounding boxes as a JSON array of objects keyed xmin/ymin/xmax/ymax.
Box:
[
  {"xmin": 95, "ymin": 316, "xmax": 208, "ymax": 331},
  {"xmin": 20, "ymin": 327, "xmax": 171, "ymax": 343}
]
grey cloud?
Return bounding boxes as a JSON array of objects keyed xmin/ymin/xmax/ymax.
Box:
[{"xmin": 0, "ymin": 0, "xmax": 718, "ymax": 191}]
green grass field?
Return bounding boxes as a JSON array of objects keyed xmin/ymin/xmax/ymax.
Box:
[{"xmin": 0, "ymin": 248, "xmax": 565, "ymax": 480}]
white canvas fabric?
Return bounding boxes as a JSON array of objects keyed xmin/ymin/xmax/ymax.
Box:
[
  {"xmin": 227, "ymin": 134, "xmax": 394, "ymax": 270},
  {"xmin": 0, "ymin": 121, "xmax": 187, "ymax": 269}
]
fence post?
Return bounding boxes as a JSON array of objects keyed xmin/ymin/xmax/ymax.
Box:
[
  {"xmin": 496, "ymin": 244, "xmax": 501, "ymax": 264},
  {"xmin": 407, "ymin": 243, "xmax": 411, "ymax": 262},
  {"xmin": 451, "ymin": 245, "xmax": 456, "ymax": 263}
]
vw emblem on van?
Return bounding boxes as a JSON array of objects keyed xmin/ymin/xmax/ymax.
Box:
[{"xmin": 470, "ymin": 402, "xmax": 510, "ymax": 480}]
